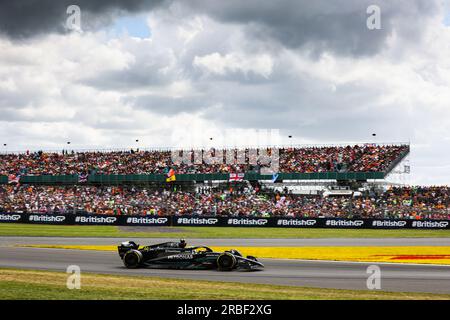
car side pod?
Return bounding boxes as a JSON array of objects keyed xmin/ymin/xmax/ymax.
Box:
[
  {"xmin": 123, "ymin": 249, "xmax": 143, "ymax": 268},
  {"xmin": 217, "ymin": 252, "xmax": 237, "ymax": 271}
]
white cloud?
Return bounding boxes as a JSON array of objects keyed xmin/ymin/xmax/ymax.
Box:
[
  {"xmin": 193, "ymin": 52, "xmax": 274, "ymax": 78},
  {"xmin": 0, "ymin": 1, "xmax": 450, "ymax": 185}
]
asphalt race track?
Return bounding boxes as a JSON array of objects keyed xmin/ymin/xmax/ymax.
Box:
[
  {"xmin": 1, "ymin": 237, "xmax": 450, "ymax": 294},
  {"xmin": 2, "ymin": 236, "xmax": 450, "ymax": 247}
]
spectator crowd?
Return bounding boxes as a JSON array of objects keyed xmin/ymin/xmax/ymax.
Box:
[
  {"xmin": 1, "ymin": 185, "xmax": 448, "ymax": 220},
  {"xmin": 0, "ymin": 144, "xmax": 409, "ymax": 176}
]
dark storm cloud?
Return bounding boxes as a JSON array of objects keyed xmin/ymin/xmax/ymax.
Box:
[
  {"xmin": 179, "ymin": 0, "xmax": 440, "ymax": 56},
  {"xmin": 0, "ymin": 0, "xmax": 170, "ymax": 39},
  {"xmin": 0, "ymin": 0, "xmax": 439, "ymax": 53}
]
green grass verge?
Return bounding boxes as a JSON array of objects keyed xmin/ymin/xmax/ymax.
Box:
[
  {"xmin": 1, "ymin": 223, "xmax": 450, "ymax": 238},
  {"xmin": 1, "ymin": 268, "xmax": 449, "ymax": 300}
]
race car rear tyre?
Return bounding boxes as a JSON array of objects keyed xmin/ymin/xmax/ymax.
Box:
[
  {"xmin": 123, "ymin": 250, "xmax": 143, "ymax": 268},
  {"xmin": 217, "ymin": 252, "xmax": 237, "ymax": 271}
]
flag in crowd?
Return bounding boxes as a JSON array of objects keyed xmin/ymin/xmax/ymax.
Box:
[
  {"xmin": 271, "ymin": 173, "xmax": 279, "ymax": 183},
  {"xmin": 166, "ymin": 168, "xmax": 176, "ymax": 182},
  {"xmin": 8, "ymin": 174, "xmax": 20, "ymax": 184},
  {"xmin": 229, "ymin": 173, "xmax": 244, "ymax": 182},
  {"xmin": 78, "ymin": 173, "xmax": 89, "ymax": 183}
]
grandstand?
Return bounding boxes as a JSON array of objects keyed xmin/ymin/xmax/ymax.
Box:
[
  {"xmin": 0, "ymin": 143, "xmax": 409, "ymax": 180},
  {"xmin": 1, "ymin": 142, "xmax": 447, "ymax": 221}
]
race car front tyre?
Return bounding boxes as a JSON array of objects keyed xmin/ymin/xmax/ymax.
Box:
[
  {"xmin": 217, "ymin": 252, "xmax": 237, "ymax": 271},
  {"xmin": 123, "ymin": 250, "xmax": 143, "ymax": 268}
]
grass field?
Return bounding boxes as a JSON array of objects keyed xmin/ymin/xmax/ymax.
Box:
[
  {"xmin": 1, "ymin": 223, "xmax": 450, "ymax": 238},
  {"xmin": 1, "ymin": 268, "xmax": 449, "ymax": 300}
]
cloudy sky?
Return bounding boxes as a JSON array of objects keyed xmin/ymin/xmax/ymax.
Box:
[{"xmin": 0, "ymin": 0, "xmax": 450, "ymax": 185}]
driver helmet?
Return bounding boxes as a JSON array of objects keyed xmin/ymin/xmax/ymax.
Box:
[{"xmin": 179, "ymin": 239, "xmax": 187, "ymax": 248}]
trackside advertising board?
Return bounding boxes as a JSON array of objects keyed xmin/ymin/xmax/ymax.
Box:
[
  {"xmin": 0, "ymin": 213, "xmax": 170, "ymax": 226},
  {"xmin": 0, "ymin": 213, "xmax": 449, "ymax": 229}
]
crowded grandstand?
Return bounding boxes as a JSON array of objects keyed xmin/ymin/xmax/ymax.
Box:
[
  {"xmin": 0, "ymin": 185, "xmax": 448, "ymax": 220},
  {"xmin": 1, "ymin": 143, "xmax": 447, "ymax": 221},
  {"xmin": 0, "ymin": 144, "xmax": 409, "ymax": 175}
]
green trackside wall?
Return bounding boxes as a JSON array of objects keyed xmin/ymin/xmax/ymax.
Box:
[
  {"xmin": 246, "ymin": 172, "xmax": 385, "ymax": 181},
  {"xmin": 85, "ymin": 171, "xmax": 386, "ymax": 182},
  {"xmin": 92, "ymin": 171, "xmax": 383, "ymax": 182},
  {"xmin": 17, "ymin": 175, "xmax": 79, "ymax": 184},
  {"xmin": 0, "ymin": 171, "xmax": 385, "ymax": 185}
]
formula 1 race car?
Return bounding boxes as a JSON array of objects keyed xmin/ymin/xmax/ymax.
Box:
[{"xmin": 118, "ymin": 239, "xmax": 264, "ymax": 271}]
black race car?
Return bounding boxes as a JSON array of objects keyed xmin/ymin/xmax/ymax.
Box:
[{"xmin": 118, "ymin": 239, "xmax": 264, "ymax": 271}]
